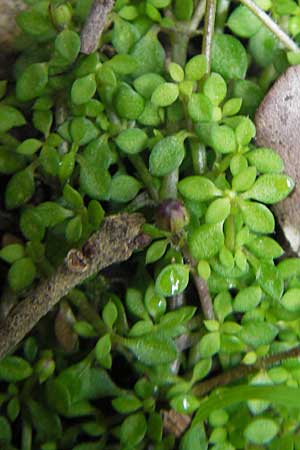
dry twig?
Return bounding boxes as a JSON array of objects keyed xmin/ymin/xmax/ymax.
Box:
[
  {"xmin": 80, "ymin": 0, "xmax": 115, "ymax": 54},
  {"xmin": 0, "ymin": 214, "xmax": 145, "ymax": 360}
]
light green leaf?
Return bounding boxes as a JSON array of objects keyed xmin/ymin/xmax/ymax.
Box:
[
  {"xmin": 243, "ymin": 174, "xmax": 294, "ymax": 204},
  {"xmin": 240, "ymin": 200, "xmax": 275, "ymax": 234},
  {"xmin": 178, "ymin": 176, "xmax": 221, "ymax": 201},
  {"xmin": 155, "ymin": 264, "xmax": 190, "ymax": 297},
  {"xmin": 188, "ymin": 223, "xmax": 224, "ymax": 260}
]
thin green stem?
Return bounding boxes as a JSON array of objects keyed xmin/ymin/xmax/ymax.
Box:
[
  {"xmin": 202, "ymin": 0, "xmax": 217, "ymax": 73},
  {"xmin": 240, "ymin": 0, "xmax": 299, "ymax": 52},
  {"xmin": 128, "ymin": 154, "xmax": 159, "ymax": 202}
]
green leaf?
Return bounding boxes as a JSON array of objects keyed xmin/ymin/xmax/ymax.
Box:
[
  {"xmin": 239, "ymin": 321, "xmax": 278, "ymax": 347},
  {"xmin": 125, "ymin": 334, "xmax": 177, "ymax": 365},
  {"xmin": 180, "ymin": 423, "xmax": 208, "ymax": 450},
  {"xmin": 107, "ymin": 54, "xmax": 138, "ymax": 74},
  {"xmin": 0, "ymin": 416, "xmax": 11, "ymax": 443},
  {"xmin": 79, "ymin": 156, "xmax": 111, "ymax": 200},
  {"xmin": 33, "ymin": 110, "xmax": 53, "ymax": 137},
  {"xmin": 120, "ymin": 413, "xmax": 147, "ymax": 447},
  {"xmin": 240, "ymin": 201, "xmax": 275, "ymax": 234},
  {"xmin": 169, "ymin": 62, "xmax": 185, "ymax": 82},
  {"xmin": 115, "ymin": 128, "xmax": 148, "ymax": 154},
  {"xmin": 243, "ymin": 174, "xmax": 294, "ymax": 204},
  {"xmin": 110, "ymin": 175, "xmax": 141, "ymax": 203},
  {"xmin": 8, "ymin": 257, "xmax": 36, "ymax": 292},
  {"xmin": 20, "ymin": 208, "xmax": 45, "ymax": 241},
  {"xmin": 232, "ymin": 79, "xmax": 264, "ymax": 115},
  {"xmin": 151, "ymin": 82, "xmax": 179, "ymax": 107},
  {"xmin": 277, "ymin": 258, "xmax": 300, "ymax": 279},
  {"xmin": 45, "ymin": 379, "xmax": 71, "ymax": 416},
  {"xmin": 63, "ymin": 184, "xmax": 84, "ymax": 209},
  {"xmin": 244, "ymin": 418, "xmax": 279, "ymax": 444},
  {"xmin": 227, "ymin": 5, "xmax": 262, "ymax": 38},
  {"xmin": 130, "ymin": 30, "xmax": 165, "ymax": 77},
  {"xmin": 71, "ymin": 74, "xmax": 97, "ymax": 105},
  {"xmin": 155, "ymin": 264, "xmax": 190, "ymax": 297},
  {"xmin": 126, "ymin": 288, "xmax": 148, "ymax": 320},
  {"xmin": 214, "ymin": 291, "xmax": 232, "ymax": 322},
  {"xmin": 280, "ymin": 289, "xmax": 300, "ymax": 312},
  {"xmin": 232, "ymin": 167, "xmax": 256, "ymax": 192},
  {"xmin": 258, "ymin": 261, "xmax": 284, "ymax": 300},
  {"xmin": 16, "ymin": 3, "xmax": 55, "ymax": 38},
  {"xmin": 28, "ymin": 399, "xmax": 62, "ymax": 441},
  {"xmin": 249, "ymin": 26, "xmax": 278, "ymax": 68},
  {"xmin": 203, "ymin": 73, "xmax": 227, "ymax": 105},
  {"xmin": 235, "ymin": 117, "xmax": 256, "ymax": 145},
  {"xmin": 88, "ymin": 200, "xmax": 105, "ymax": 228},
  {"xmin": 199, "ymin": 332, "xmax": 220, "ymax": 357},
  {"xmin": 205, "ymin": 198, "xmax": 231, "ymax": 224},
  {"xmin": 0, "ymin": 105, "xmax": 26, "ymax": 134},
  {"xmin": 70, "ymin": 117, "xmax": 99, "ymax": 145},
  {"xmin": 178, "ymin": 176, "xmax": 221, "ymax": 201},
  {"xmin": 247, "ymin": 148, "xmax": 284, "ymax": 174},
  {"xmin": 134, "ymin": 73, "xmax": 165, "ymax": 99},
  {"xmin": 223, "ymin": 98, "xmax": 242, "ymax": 116},
  {"xmin": 7, "ymin": 397, "xmax": 20, "ymax": 422},
  {"xmin": 149, "ymin": 136, "xmax": 185, "ymax": 176},
  {"xmin": 55, "ymin": 30, "xmax": 81, "ymax": 64},
  {"xmin": 112, "ymin": 395, "xmax": 142, "ymax": 414},
  {"xmin": 114, "ymin": 82, "xmax": 145, "ymax": 120},
  {"xmin": 36, "ymin": 202, "xmax": 73, "ymax": 227},
  {"xmin": 146, "ymin": 239, "xmax": 168, "ymax": 264},
  {"xmin": 0, "ymin": 356, "xmax": 32, "ymax": 382},
  {"xmin": 95, "ymin": 335, "xmax": 112, "ymax": 368},
  {"xmin": 66, "ymin": 216, "xmax": 82, "ymax": 242},
  {"xmin": 212, "ymin": 33, "xmax": 248, "ymax": 80},
  {"xmin": 16, "ymin": 138, "xmax": 42, "ymax": 156},
  {"xmin": 185, "ymin": 55, "xmax": 207, "ymax": 81},
  {"xmin": 188, "ymin": 223, "xmax": 224, "ymax": 260},
  {"xmin": 171, "ymin": 394, "xmax": 201, "ymax": 414},
  {"xmin": 188, "ymin": 93, "xmax": 213, "ymax": 122},
  {"xmin": 16, "ymin": 63, "xmax": 48, "ymax": 102},
  {"xmin": 0, "ymin": 244, "xmax": 25, "ymax": 263},
  {"xmin": 233, "ymin": 286, "xmax": 262, "ymax": 312},
  {"xmin": 192, "ymin": 359, "xmax": 212, "ymax": 383},
  {"xmin": 102, "ymin": 301, "xmax": 118, "ymax": 329},
  {"xmin": 246, "ymin": 236, "xmax": 283, "ymax": 259},
  {"xmin": 211, "ymin": 124, "xmax": 237, "ymax": 154}
]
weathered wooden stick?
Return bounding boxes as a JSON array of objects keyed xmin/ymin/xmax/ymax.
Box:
[
  {"xmin": 80, "ymin": 0, "xmax": 115, "ymax": 54},
  {"xmin": 0, "ymin": 213, "xmax": 145, "ymax": 360}
]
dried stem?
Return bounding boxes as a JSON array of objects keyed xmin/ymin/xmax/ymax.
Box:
[
  {"xmin": 240, "ymin": 0, "xmax": 299, "ymax": 52},
  {"xmin": 202, "ymin": 0, "xmax": 217, "ymax": 73},
  {"xmin": 193, "ymin": 345, "xmax": 300, "ymax": 398},
  {"xmin": 0, "ymin": 214, "xmax": 145, "ymax": 360},
  {"xmin": 80, "ymin": 0, "xmax": 115, "ymax": 55}
]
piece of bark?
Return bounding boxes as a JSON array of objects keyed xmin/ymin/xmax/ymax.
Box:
[
  {"xmin": 255, "ymin": 65, "xmax": 300, "ymax": 254},
  {"xmin": 0, "ymin": 214, "xmax": 145, "ymax": 360},
  {"xmin": 80, "ymin": 0, "xmax": 115, "ymax": 55}
]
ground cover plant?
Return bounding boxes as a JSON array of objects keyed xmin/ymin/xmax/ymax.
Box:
[{"xmin": 1, "ymin": 0, "xmax": 300, "ymax": 448}]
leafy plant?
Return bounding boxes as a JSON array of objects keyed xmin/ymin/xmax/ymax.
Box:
[{"xmin": 0, "ymin": 0, "xmax": 300, "ymax": 449}]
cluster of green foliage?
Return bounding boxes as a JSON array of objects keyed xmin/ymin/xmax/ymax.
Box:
[{"xmin": 1, "ymin": 0, "xmax": 300, "ymax": 449}]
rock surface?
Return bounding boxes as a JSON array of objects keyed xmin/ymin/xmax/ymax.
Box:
[{"xmin": 255, "ymin": 65, "xmax": 300, "ymax": 254}]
